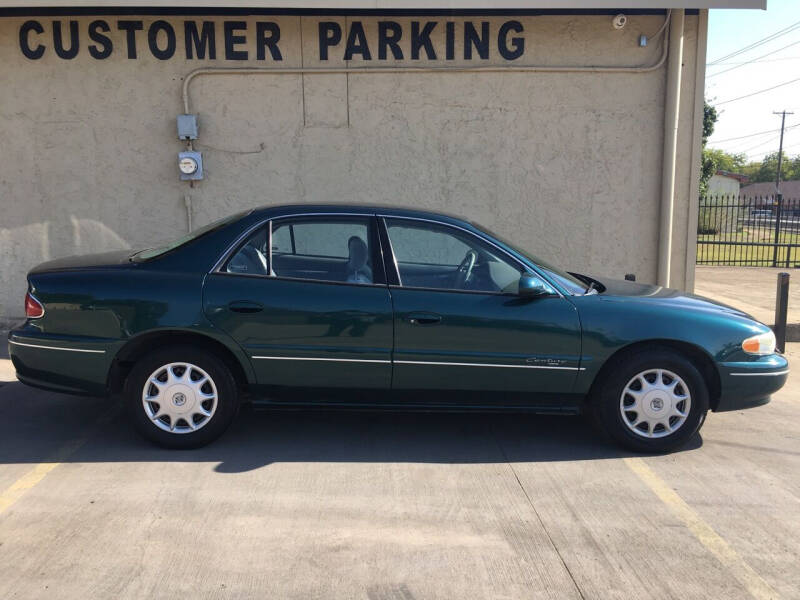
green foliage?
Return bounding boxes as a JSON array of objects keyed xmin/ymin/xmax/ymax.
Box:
[
  {"xmin": 741, "ymin": 151, "xmax": 800, "ymax": 183},
  {"xmin": 703, "ymin": 101, "xmax": 717, "ymax": 142},
  {"xmin": 704, "ymin": 148, "xmax": 746, "ymax": 173},
  {"xmin": 699, "ymin": 100, "xmax": 719, "ymax": 196}
]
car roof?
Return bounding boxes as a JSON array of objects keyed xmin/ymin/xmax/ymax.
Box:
[{"xmin": 251, "ymin": 203, "xmax": 473, "ymax": 226}]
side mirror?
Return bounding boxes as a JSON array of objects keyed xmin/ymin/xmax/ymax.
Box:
[{"xmin": 518, "ymin": 273, "xmax": 553, "ymax": 298}]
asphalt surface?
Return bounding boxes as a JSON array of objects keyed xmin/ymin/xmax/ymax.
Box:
[{"xmin": 0, "ymin": 344, "xmax": 798, "ymax": 599}]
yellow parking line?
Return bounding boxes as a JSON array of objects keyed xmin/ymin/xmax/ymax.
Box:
[
  {"xmin": 0, "ymin": 407, "xmax": 118, "ymax": 516},
  {"xmin": 624, "ymin": 457, "xmax": 780, "ymax": 600}
]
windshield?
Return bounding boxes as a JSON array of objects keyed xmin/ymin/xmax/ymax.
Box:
[
  {"xmin": 131, "ymin": 210, "xmax": 250, "ymax": 262},
  {"xmin": 473, "ymin": 224, "xmax": 588, "ymax": 295}
]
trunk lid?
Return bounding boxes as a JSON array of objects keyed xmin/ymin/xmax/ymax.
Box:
[{"xmin": 28, "ymin": 249, "xmax": 135, "ymax": 274}]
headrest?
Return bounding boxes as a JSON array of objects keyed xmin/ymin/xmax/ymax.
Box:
[{"xmin": 348, "ymin": 236, "xmax": 368, "ymax": 267}]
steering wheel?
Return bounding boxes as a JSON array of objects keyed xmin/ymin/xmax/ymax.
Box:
[{"xmin": 454, "ymin": 250, "xmax": 478, "ymax": 289}]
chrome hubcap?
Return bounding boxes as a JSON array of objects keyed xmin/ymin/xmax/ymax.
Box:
[
  {"xmin": 619, "ymin": 369, "xmax": 691, "ymax": 438},
  {"xmin": 142, "ymin": 362, "xmax": 218, "ymax": 434}
]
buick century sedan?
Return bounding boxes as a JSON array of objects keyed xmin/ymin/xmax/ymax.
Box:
[{"xmin": 8, "ymin": 205, "xmax": 789, "ymax": 452}]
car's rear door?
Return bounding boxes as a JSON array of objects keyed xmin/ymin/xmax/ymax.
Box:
[
  {"xmin": 380, "ymin": 216, "xmax": 582, "ymax": 407},
  {"xmin": 203, "ymin": 213, "xmax": 393, "ymax": 393}
]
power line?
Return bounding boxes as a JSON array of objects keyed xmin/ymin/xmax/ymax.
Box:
[
  {"xmin": 736, "ymin": 135, "xmax": 782, "ymax": 155},
  {"xmin": 716, "ymin": 76, "xmax": 800, "ymax": 106},
  {"xmin": 711, "ymin": 123, "xmax": 800, "ymax": 144},
  {"xmin": 711, "ymin": 55, "xmax": 800, "ymax": 66},
  {"xmin": 707, "ymin": 39, "xmax": 800, "ymax": 79},
  {"xmin": 745, "ymin": 136, "xmax": 800, "ymax": 159},
  {"xmin": 780, "ymin": 140, "xmax": 800, "ymax": 152},
  {"xmin": 707, "ymin": 19, "xmax": 800, "ymax": 65}
]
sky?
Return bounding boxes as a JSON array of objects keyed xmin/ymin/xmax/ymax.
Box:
[{"xmin": 705, "ymin": 0, "xmax": 800, "ymax": 162}]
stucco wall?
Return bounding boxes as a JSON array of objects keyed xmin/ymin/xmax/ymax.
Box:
[{"xmin": 0, "ymin": 12, "xmax": 702, "ymax": 322}]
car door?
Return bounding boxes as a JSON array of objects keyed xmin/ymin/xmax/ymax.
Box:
[
  {"xmin": 203, "ymin": 214, "xmax": 393, "ymax": 393},
  {"xmin": 381, "ymin": 216, "xmax": 582, "ymax": 406}
]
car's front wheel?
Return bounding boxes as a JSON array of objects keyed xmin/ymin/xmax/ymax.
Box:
[
  {"xmin": 592, "ymin": 348, "xmax": 709, "ymax": 453},
  {"xmin": 124, "ymin": 346, "xmax": 239, "ymax": 448}
]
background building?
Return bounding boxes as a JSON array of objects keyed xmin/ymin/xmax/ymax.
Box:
[
  {"xmin": 708, "ymin": 170, "xmax": 748, "ymax": 195},
  {"xmin": 741, "ymin": 180, "xmax": 800, "ymax": 199},
  {"xmin": 0, "ymin": 1, "xmax": 763, "ymax": 326}
]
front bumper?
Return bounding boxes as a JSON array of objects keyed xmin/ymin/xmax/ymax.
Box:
[{"xmin": 715, "ymin": 354, "xmax": 789, "ymax": 412}]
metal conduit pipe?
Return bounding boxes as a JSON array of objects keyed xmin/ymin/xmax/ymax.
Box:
[
  {"xmin": 657, "ymin": 9, "xmax": 684, "ymax": 288},
  {"xmin": 181, "ymin": 31, "xmax": 670, "ymax": 114}
]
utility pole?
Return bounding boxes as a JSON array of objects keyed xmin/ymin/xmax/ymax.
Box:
[
  {"xmin": 771, "ymin": 110, "xmax": 793, "ymax": 266},
  {"xmin": 773, "ymin": 110, "xmax": 793, "ymax": 192}
]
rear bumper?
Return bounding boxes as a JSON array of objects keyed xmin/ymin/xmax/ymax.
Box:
[
  {"xmin": 715, "ymin": 354, "xmax": 789, "ymax": 412},
  {"xmin": 8, "ymin": 327, "xmax": 115, "ymax": 396}
]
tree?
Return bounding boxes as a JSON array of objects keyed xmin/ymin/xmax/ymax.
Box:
[
  {"xmin": 787, "ymin": 155, "xmax": 800, "ymax": 181},
  {"xmin": 703, "ymin": 147, "xmax": 746, "ymax": 173},
  {"xmin": 700, "ymin": 100, "xmax": 719, "ymax": 196},
  {"xmin": 703, "ymin": 101, "xmax": 717, "ymax": 141},
  {"xmin": 745, "ymin": 151, "xmax": 800, "ymax": 183}
]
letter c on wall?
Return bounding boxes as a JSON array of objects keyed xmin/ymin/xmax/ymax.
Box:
[{"xmin": 19, "ymin": 20, "xmax": 45, "ymax": 59}]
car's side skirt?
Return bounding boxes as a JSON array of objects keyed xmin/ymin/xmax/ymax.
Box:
[{"xmin": 249, "ymin": 386, "xmax": 585, "ymax": 413}]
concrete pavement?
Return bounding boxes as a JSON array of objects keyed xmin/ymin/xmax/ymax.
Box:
[{"xmin": 0, "ymin": 345, "xmax": 798, "ymax": 599}]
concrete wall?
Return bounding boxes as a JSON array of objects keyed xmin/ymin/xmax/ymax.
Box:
[{"xmin": 0, "ymin": 12, "xmax": 703, "ymax": 323}]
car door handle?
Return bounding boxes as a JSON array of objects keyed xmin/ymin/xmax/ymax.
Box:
[
  {"xmin": 228, "ymin": 301, "xmax": 264, "ymax": 314},
  {"xmin": 406, "ymin": 312, "xmax": 442, "ymax": 326}
]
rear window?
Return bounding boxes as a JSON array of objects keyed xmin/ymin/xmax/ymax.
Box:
[{"xmin": 131, "ymin": 210, "xmax": 250, "ymax": 262}]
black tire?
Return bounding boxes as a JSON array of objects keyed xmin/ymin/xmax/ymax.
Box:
[
  {"xmin": 124, "ymin": 345, "xmax": 239, "ymax": 449},
  {"xmin": 592, "ymin": 348, "xmax": 709, "ymax": 453}
]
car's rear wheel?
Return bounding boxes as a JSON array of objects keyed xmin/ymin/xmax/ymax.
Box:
[
  {"xmin": 124, "ymin": 345, "xmax": 239, "ymax": 448},
  {"xmin": 592, "ymin": 349, "xmax": 709, "ymax": 453}
]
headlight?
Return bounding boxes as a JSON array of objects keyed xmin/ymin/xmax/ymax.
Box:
[{"xmin": 742, "ymin": 330, "xmax": 776, "ymax": 355}]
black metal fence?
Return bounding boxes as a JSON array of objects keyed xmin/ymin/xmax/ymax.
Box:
[{"xmin": 696, "ymin": 194, "xmax": 800, "ymax": 267}]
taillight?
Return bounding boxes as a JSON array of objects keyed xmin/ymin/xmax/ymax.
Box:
[{"xmin": 25, "ymin": 292, "xmax": 44, "ymax": 319}]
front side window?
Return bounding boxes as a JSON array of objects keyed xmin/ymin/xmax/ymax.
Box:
[
  {"xmin": 384, "ymin": 218, "xmax": 525, "ymax": 293},
  {"xmin": 474, "ymin": 223, "xmax": 587, "ymax": 295}
]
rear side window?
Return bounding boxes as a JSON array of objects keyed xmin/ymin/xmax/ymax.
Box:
[
  {"xmin": 225, "ymin": 216, "xmax": 381, "ymax": 285},
  {"xmin": 226, "ymin": 226, "xmax": 269, "ymax": 276},
  {"xmin": 271, "ymin": 218, "xmax": 375, "ymax": 284},
  {"xmin": 272, "ymin": 221, "xmax": 369, "ymax": 259}
]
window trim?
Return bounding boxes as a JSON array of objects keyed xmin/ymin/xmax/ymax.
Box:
[
  {"xmin": 210, "ymin": 211, "xmax": 565, "ymax": 299},
  {"xmin": 378, "ymin": 215, "xmax": 563, "ymax": 298}
]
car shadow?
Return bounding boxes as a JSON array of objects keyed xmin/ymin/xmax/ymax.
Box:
[{"xmin": 0, "ymin": 382, "xmax": 703, "ymax": 473}]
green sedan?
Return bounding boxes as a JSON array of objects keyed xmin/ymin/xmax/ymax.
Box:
[{"xmin": 7, "ymin": 205, "xmax": 788, "ymax": 452}]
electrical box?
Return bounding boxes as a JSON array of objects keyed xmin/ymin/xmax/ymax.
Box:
[
  {"xmin": 177, "ymin": 114, "xmax": 198, "ymax": 140},
  {"xmin": 178, "ymin": 151, "xmax": 203, "ymax": 181}
]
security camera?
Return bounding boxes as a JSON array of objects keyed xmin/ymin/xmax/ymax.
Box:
[{"xmin": 612, "ymin": 14, "xmax": 627, "ymax": 30}]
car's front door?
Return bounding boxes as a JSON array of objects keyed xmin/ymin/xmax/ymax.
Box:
[
  {"xmin": 203, "ymin": 214, "xmax": 393, "ymax": 394},
  {"xmin": 381, "ymin": 217, "xmax": 582, "ymax": 406}
]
